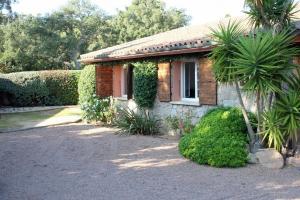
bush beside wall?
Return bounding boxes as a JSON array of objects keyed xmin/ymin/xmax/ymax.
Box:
[
  {"xmin": 0, "ymin": 70, "xmax": 80, "ymax": 106},
  {"xmin": 78, "ymin": 65, "xmax": 96, "ymax": 105},
  {"xmin": 133, "ymin": 62, "xmax": 158, "ymax": 108},
  {"xmin": 179, "ymin": 107, "xmax": 256, "ymax": 168}
]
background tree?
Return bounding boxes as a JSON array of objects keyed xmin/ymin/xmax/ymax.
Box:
[
  {"xmin": 50, "ymin": 0, "xmax": 110, "ymax": 69},
  {"xmin": 0, "ymin": 0, "xmax": 111, "ymax": 72},
  {"xmin": 0, "ymin": 0, "xmax": 15, "ymax": 12},
  {"xmin": 0, "ymin": 0, "xmax": 16, "ymax": 24},
  {"xmin": 0, "ymin": 15, "xmax": 68, "ymax": 72},
  {"xmin": 0, "ymin": 0, "xmax": 189, "ymax": 72},
  {"xmin": 111, "ymin": 0, "xmax": 190, "ymax": 44}
]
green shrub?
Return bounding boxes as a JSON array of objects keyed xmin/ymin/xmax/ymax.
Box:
[
  {"xmin": 40, "ymin": 71, "xmax": 80, "ymax": 105},
  {"xmin": 0, "ymin": 70, "xmax": 80, "ymax": 106},
  {"xmin": 133, "ymin": 62, "xmax": 157, "ymax": 108},
  {"xmin": 78, "ymin": 65, "xmax": 96, "ymax": 105},
  {"xmin": 179, "ymin": 107, "xmax": 256, "ymax": 168},
  {"xmin": 81, "ymin": 95, "xmax": 114, "ymax": 123},
  {"xmin": 114, "ymin": 107, "xmax": 159, "ymax": 135}
]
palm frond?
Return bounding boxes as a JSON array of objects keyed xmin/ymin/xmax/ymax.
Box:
[
  {"xmin": 210, "ymin": 21, "xmax": 245, "ymax": 84},
  {"xmin": 232, "ymin": 31, "xmax": 298, "ymax": 96}
]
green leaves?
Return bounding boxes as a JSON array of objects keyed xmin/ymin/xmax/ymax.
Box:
[
  {"xmin": 244, "ymin": 0, "xmax": 298, "ymax": 31},
  {"xmin": 0, "ymin": 70, "xmax": 80, "ymax": 106},
  {"xmin": 210, "ymin": 20, "xmax": 245, "ymax": 83},
  {"xmin": 262, "ymin": 90, "xmax": 300, "ymax": 150},
  {"xmin": 262, "ymin": 110, "xmax": 284, "ymax": 150},
  {"xmin": 179, "ymin": 107, "xmax": 253, "ymax": 168},
  {"xmin": 110, "ymin": 0, "xmax": 190, "ymax": 44},
  {"xmin": 114, "ymin": 107, "xmax": 159, "ymax": 135},
  {"xmin": 78, "ymin": 65, "xmax": 96, "ymax": 105},
  {"xmin": 133, "ymin": 61, "xmax": 158, "ymax": 109},
  {"xmin": 232, "ymin": 31, "xmax": 298, "ymax": 96},
  {"xmin": 276, "ymin": 90, "xmax": 300, "ymax": 133},
  {"xmin": 81, "ymin": 96, "xmax": 113, "ymax": 123}
]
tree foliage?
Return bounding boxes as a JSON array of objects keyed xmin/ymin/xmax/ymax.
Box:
[
  {"xmin": 0, "ymin": 0, "xmax": 15, "ymax": 12},
  {"xmin": 0, "ymin": 0, "xmax": 189, "ymax": 73},
  {"xmin": 0, "ymin": 0, "xmax": 109, "ymax": 72},
  {"xmin": 0, "ymin": 15, "xmax": 68, "ymax": 72},
  {"xmin": 111, "ymin": 0, "xmax": 190, "ymax": 44}
]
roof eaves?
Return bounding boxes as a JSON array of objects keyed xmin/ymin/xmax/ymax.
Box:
[{"xmin": 80, "ymin": 45, "xmax": 215, "ymax": 64}]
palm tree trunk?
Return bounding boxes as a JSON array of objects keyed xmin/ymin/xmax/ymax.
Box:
[
  {"xmin": 267, "ymin": 92, "xmax": 273, "ymax": 110},
  {"xmin": 235, "ymin": 81, "xmax": 256, "ymax": 152},
  {"xmin": 256, "ymin": 90, "xmax": 263, "ymax": 144}
]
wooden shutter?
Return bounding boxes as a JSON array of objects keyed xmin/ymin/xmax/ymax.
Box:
[
  {"xmin": 158, "ymin": 62, "xmax": 171, "ymax": 102},
  {"xmin": 199, "ymin": 58, "xmax": 217, "ymax": 105},
  {"xmin": 171, "ymin": 61, "xmax": 181, "ymax": 101},
  {"xmin": 127, "ymin": 64, "xmax": 134, "ymax": 100},
  {"xmin": 113, "ymin": 65, "xmax": 122, "ymax": 97},
  {"xmin": 96, "ymin": 66, "xmax": 113, "ymax": 98}
]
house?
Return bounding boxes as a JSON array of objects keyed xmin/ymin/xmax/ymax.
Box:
[{"xmin": 80, "ymin": 18, "xmax": 300, "ymax": 130}]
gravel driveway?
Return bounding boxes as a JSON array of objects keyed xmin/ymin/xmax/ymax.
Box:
[{"xmin": 1, "ymin": 124, "xmax": 300, "ymax": 200}]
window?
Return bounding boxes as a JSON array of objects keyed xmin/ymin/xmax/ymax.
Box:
[
  {"xmin": 181, "ymin": 61, "xmax": 198, "ymax": 101},
  {"xmin": 121, "ymin": 66, "xmax": 128, "ymax": 97}
]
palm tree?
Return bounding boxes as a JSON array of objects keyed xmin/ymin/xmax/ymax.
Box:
[
  {"xmin": 210, "ymin": 21, "xmax": 256, "ymax": 152},
  {"xmin": 244, "ymin": 0, "xmax": 298, "ymax": 33},
  {"xmin": 232, "ymin": 31, "xmax": 299, "ymax": 158}
]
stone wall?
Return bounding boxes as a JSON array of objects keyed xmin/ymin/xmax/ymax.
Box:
[
  {"xmin": 217, "ymin": 85, "xmax": 256, "ymax": 113},
  {"xmin": 114, "ymin": 83, "xmax": 256, "ymax": 135}
]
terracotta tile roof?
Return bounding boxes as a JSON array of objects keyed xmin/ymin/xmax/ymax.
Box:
[{"xmin": 80, "ymin": 15, "xmax": 300, "ymax": 63}]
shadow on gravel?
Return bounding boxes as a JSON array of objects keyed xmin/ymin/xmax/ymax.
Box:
[{"xmin": 0, "ymin": 124, "xmax": 300, "ymax": 200}]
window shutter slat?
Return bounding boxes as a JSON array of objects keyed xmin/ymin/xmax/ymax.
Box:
[
  {"xmin": 96, "ymin": 66, "xmax": 113, "ymax": 98},
  {"xmin": 158, "ymin": 62, "xmax": 171, "ymax": 102},
  {"xmin": 199, "ymin": 58, "xmax": 217, "ymax": 105}
]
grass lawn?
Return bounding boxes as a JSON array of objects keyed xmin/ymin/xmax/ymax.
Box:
[{"xmin": 0, "ymin": 107, "xmax": 82, "ymax": 131}]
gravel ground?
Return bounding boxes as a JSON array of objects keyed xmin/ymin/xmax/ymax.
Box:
[{"xmin": 0, "ymin": 124, "xmax": 300, "ymax": 200}]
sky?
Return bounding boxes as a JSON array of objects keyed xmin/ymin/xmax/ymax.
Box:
[{"xmin": 13, "ymin": 0, "xmax": 247, "ymax": 25}]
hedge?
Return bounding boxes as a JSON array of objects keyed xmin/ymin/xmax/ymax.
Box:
[
  {"xmin": 0, "ymin": 70, "xmax": 81, "ymax": 106},
  {"xmin": 78, "ymin": 65, "xmax": 96, "ymax": 105},
  {"xmin": 133, "ymin": 62, "xmax": 157, "ymax": 108}
]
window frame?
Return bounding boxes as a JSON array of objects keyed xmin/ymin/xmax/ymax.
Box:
[
  {"xmin": 121, "ymin": 66, "xmax": 128, "ymax": 98},
  {"xmin": 180, "ymin": 60, "xmax": 198, "ymax": 102}
]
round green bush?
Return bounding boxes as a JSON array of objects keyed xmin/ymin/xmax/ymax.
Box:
[
  {"xmin": 133, "ymin": 62, "xmax": 157, "ymax": 108},
  {"xmin": 179, "ymin": 107, "xmax": 256, "ymax": 168},
  {"xmin": 0, "ymin": 70, "xmax": 80, "ymax": 106},
  {"xmin": 78, "ymin": 65, "xmax": 96, "ymax": 105}
]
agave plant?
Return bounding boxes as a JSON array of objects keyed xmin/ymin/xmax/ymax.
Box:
[
  {"xmin": 275, "ymin": 90, "xmax": 300, "ymax": 145},
  {"xmin": 262, "ymin": 89, "xmax": 300, "ymax": 164},
  {"xmin": 262, "ymin": 110, "xmax": 284, "ymax": 151},
  {"xmin": 114, "ymin": 106, "xmax": 160, "ymax": 135}
]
